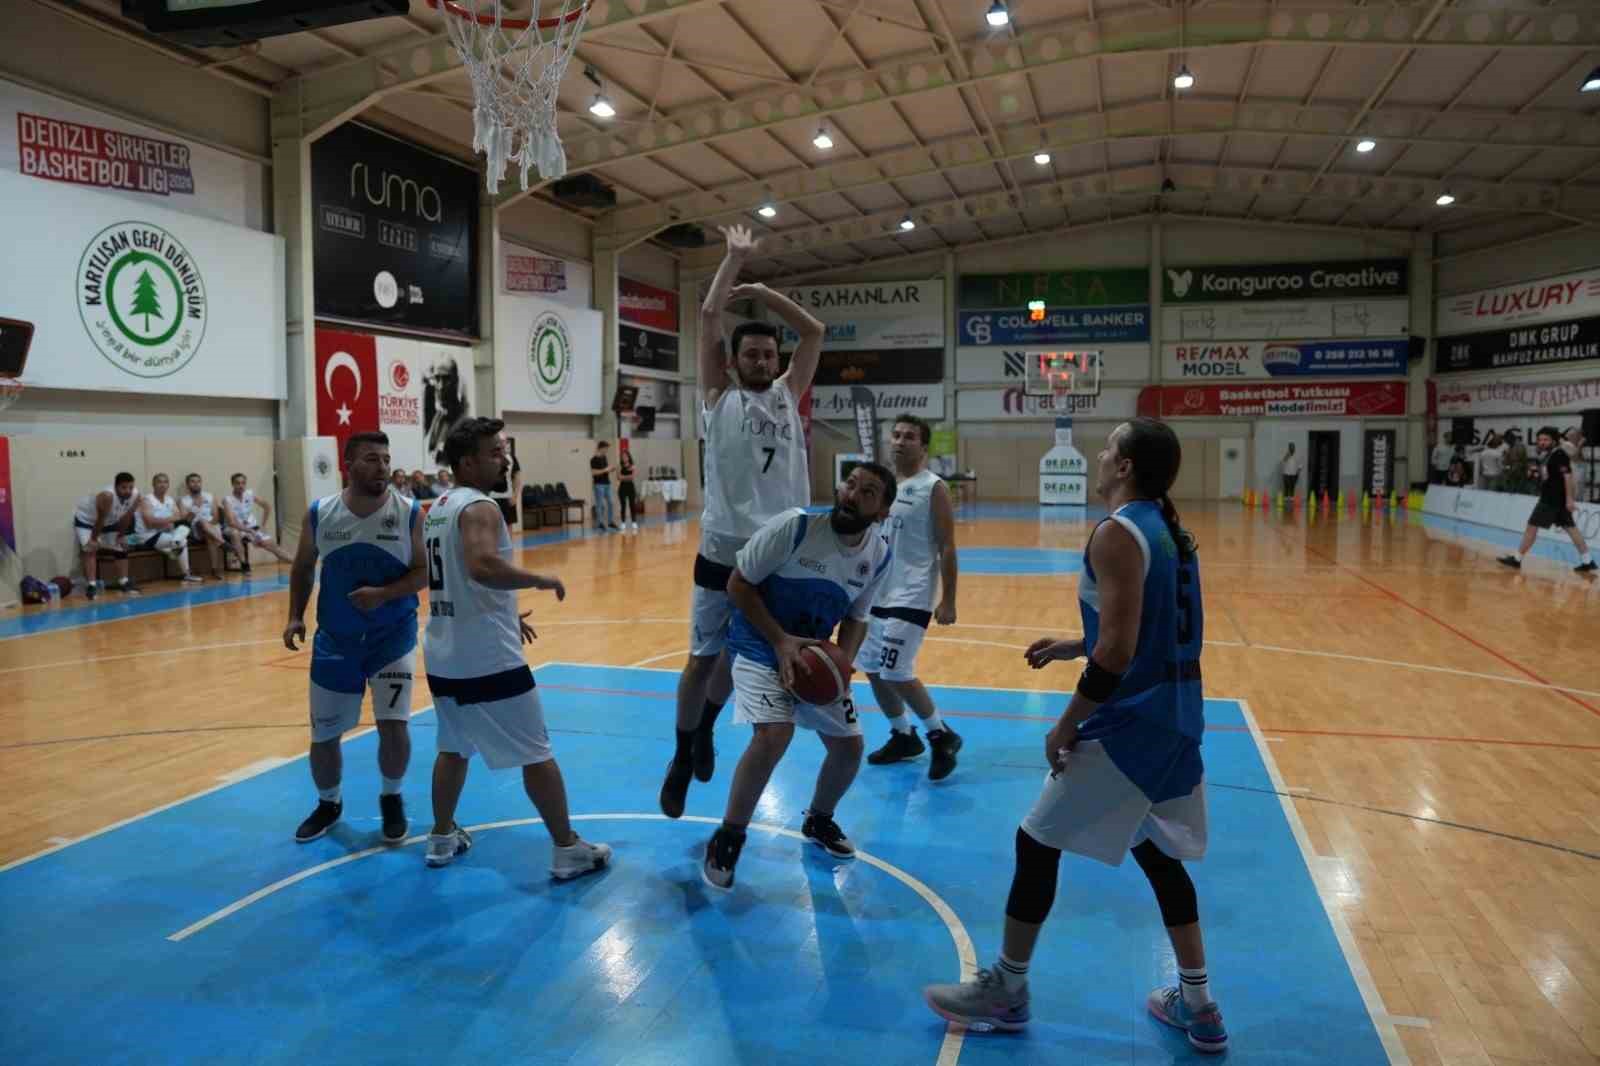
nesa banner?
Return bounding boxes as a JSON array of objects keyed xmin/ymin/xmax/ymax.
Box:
[
  {"xmin": 314, "ymin": 327, "xmax": 471, "ymax": 473},
  {"xmin": 1436, "ymin": 267, "xmax": 1600, "ymax": 335},
  {"xmin": 1138, "ymin": 381, "xmax": 1407, "ymax": 418},
  {"xmin": 1161, "ymin": 299, "xmax": 1410, "ymax": 341},
  {"xmin": 1436, "ymin": 375, "xmax": 1600, "ymax": 417},
  {"xmin": 959, "ymin": 304, "xmax": 1149, "ymax": 346},
  {"xmin": 956, "ymin": 344, "xmax": 1152, "ymax": 384},
  {"xmin": 1434, "ymin": 314, "xmax": 1600, "ymax": 374},
  {"xmin": 814, "ymin": 347, "xmax": 944, "ymax": 386},
  {"xmin": 1162, "ymin": 339, "xmax": 1408, "ymax": 379},
  {"xmin": 1163, "ymin": 259, "xmax": 1408, "ymax": 304},
  {"xmin": 958, "ymin": 268, "xmax": 1148, "ymax": 309},
  {"xmin": 779, "ymin": 281, "xmax": 944, "ymax": 351},
  {"xmin": 2, "ymin": 167, "xmax": 284, "ymax": 398},
  {"xmin": 619, "ymin": 276, "xmax": 678, "ymax": 334},
  {"xmin": 311, "ymin": 122, "xmax": 480, "ymax": 337}
]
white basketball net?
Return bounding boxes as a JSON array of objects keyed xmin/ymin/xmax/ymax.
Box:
[{"xmin": 439, "ymin": 1, "xmax": 591, "ymax": 194}]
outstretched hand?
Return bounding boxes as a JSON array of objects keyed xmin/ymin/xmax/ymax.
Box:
[
  {"xmin": 719, "ymin": 224, "xmax": 761, "ymax": 259},
  {"xmin": 1024, "ymin": 637, "xmax": 1086, "ymax": 670}
]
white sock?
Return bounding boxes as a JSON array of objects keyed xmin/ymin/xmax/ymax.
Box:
[
  {"xmin": 1179, "ymin": 966, "xmax": 1211, "ymax": 1009},
  {"xmin": 889, "ymin": 715, "xmax": 914, "ymax": 735},
  {"xmin": 1514, "ymin": 551, "xmax": 1526, "ymax": 561},
  {"xmin": 921, "ymin": 710, "xmax": 946, "ymax": 733},
  {"xmin": 1581, "ymin": 551, "xmax": 1594, "ymax": 564},
  {"xmin": 318, "ymin": 785, "xmax": 341, "ymax": 803},
  {"xmin": 379, "ymin": 776, "xmax": 403, "ymax": 796},
  {"xmin": 995, "ymin": 953, "xmax": 1029, "ymax": 994}
]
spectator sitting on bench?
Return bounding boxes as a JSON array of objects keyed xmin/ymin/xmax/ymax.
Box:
[
  {"xmin": 181, "ymin": 473, "xmax": 227, "ymax": 576},
  {"xmin": 73, "ymin": 472, "xmax": 142, "ymax": 599},
  {"xmin": 135, "ymin": 473, "xmax": 203, "ymax": 584},
  {"xmin": 222, "ymin": 473, "xmax": 293, "ymax": 574}
]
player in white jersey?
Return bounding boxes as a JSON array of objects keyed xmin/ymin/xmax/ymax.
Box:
[
  {"xmin": 420, "ymin": 417, "xmax": 611, "ymax": 879},
  {"xmin": 282, "ymin": 432, "xmax": 428, "ymax": 844},
  {"xmin": 222, "ymin": 473, "xmax": 293, "ymax": 572},
  {"xmin": 180, "ymin": 473, "xmax": 226, "ymax": 577},
  {"xmin": 856, "ymin": 415, "xmax": 963, "ymax": 778},
  {"xmin": 72, "ymin": 471, "xmax": 141, "ymax": 598},
  {"xmin": 661, "ymin": 224, "xmax": 824, "ymax": 819},
  {"xmin": 133, "ymin": 473, "xmax": 203, "ymax": 583},
  {"xmin": 701, "ymin": 464, "xmax": 896, "ymax": 891}
]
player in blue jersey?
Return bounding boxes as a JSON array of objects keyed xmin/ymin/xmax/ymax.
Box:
[
  {"xmin": 283, "ymin": 432, "xmax": 428, "ymax": 846},
  {"xmin": 923, "ymin": 418, "xmax": 1227, "ymax": 1053},
  {"xmin": 700, "ymin": 463, "xmax": 897, "ymax": 891}
]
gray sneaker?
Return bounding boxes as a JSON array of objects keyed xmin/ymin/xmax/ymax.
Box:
[
  {"xmin": 923, "ymin": 967, "xmax": 1030, "ymax": 1032},
  {"xmin": 551, "ymin": 836, "xmax": 612, "ymax": 880},
  {"xmin": 424, "ymin": 824, "xmax": 472, "ymax": 868}
]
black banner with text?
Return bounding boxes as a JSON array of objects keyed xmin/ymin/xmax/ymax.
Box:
[
  {"xmin": 619, "ymin": 325, "xmax": 680, "ymax": 373},
  {"xmin": 1434, "ymin": 314, "xmax": 1600, "ymax": 374},
  {"xmin": 814, "ymin": 347, "xmax": 943, "ymax": 386}
]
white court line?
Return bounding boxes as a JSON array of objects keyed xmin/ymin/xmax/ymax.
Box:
[
  {"xmin": 627, "ymin": 649, "xmax": 689, "ymax": 668},
  {"xmin": 0, "ymin": 638, "xmax": 284, "ymax": 676},
  {"xmin": 165, "ymin": 812, "xmax": 977, "ymax": 1066},
  {"xmin": 216, "ymin": 756, "xmax": 291, "ymax": 784},
  {"xmin": 1238, "ymin": 699, "xmax": 1412, "ymax": 1066}
]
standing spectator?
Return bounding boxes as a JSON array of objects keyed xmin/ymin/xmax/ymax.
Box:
[
  {"xmin": 1502, "ymin": 431, "xmax": 1531, "ymax": 493},
  {"xmin": 72, "ymin": 472, "xmax": 141, "ymax": 598},
  {"xmin": 134, "ymin": 473, "xmax": 202, "ymax": 583},
  {"xmin": 617, "ymin": 447, "xmax": 639, "ymax": 533},
  {"xmin": 1280, "ymin": 443, "xmax": 1301, "ymax": 498},
  {"xmin": 1567, "ymin": 429, "xmax": 1594, "ymax": 504},
  {"xmin": 1476, "ymin": 431, "xmax": 1505, "ymax": 490},
  {"xmin": 1431, "ymin": 432, "xmax": 1454, "ymax": 485},
  {"xmin": 1497, "ymin": 427, "xmax": 1596, "ymax": 573},
  {"xmin": 590, "ymin": 441, "xmax": 619, "ymax": 531}
]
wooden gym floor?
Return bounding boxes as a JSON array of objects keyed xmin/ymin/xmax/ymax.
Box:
[{"xmin": 1, "ymin": 502, "xmax": 1597, "ymax": 1065}]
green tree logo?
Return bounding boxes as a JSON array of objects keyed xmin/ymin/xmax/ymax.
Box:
[
  {"xmin": 528, "ymin": 312, "xmax": 573, "ymax": 404},
  {"xmin": 539, "ymin": 330, "xmax": 564, "ymax": 385},
  {"xmin": 129, "ymin": 268, "xmax": 163, "ymax": 331}
]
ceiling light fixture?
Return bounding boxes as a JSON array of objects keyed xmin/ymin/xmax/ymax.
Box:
[
  {"xmin": 899, "ymin": 216, "xmax": 916, "ymax": 231},
  {"xmin": 1356, "ymin": 138, "xmax": 1377, "ymax": 153},
  {"xmin": 1034, "ymin": 151, "xmax": 1051, "ymax": 165},
  {"xmin": 1173, "ymin": 66, "xmax": 1195, "ymax": 91},
  {"xmin": 757, "ymin": 204, "xmax": 777, "ymax": 219},
  {"xmin": 1435, "ymin": 193, "xmax": 1456, "ymax": 207},
  {"xmin": 1582, "ymin": 66, "xmax": 1600, "ymax": 93},
  {"xmin": 985, "ymin": 1, "xmax": 1009, "ymax": 28},
  {"xmin": 813, "ymin": 127, "xmax": 834, "ymax": 150},
  {"xmin": 588, "ymin": 93, "xmax": 615, "ymax": 118}
]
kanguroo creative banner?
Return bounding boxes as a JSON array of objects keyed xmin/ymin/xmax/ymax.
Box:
[
  {"xmin": 1162, "ymin": 339, "xmax": 1408, "ymax": 379},
  {"xmin": 1433, "ymin": 315, "xmax": 1600, "ymax": 374},
  {"xmin": 2, "ymin": 167, "xmax": 284, "ymax": 398},
  {"xmin": 1436, "ymin": 267, "xmax": 1600, "ymax": 335},
  {"xmin": 1162, "ymin": 299, "xmax": 1409, "ymax": 341},
  {"xmin": 779, "ymin": 281, "xmax": 944, "ymax": 351},
  {"xmin": 1163, "ymin": 258, "xmax": 1408, "ymax": 304},
  {"xmin": 314, "ymin": 326, "xmax": 469, "ymax": 473},
  {"xmin": 1436, "ymin": 375, "xmax": 1600, "ymax": 417},
  {"xmin": 1138, "ymin": 381, "xmax": 1406, "ymax": 418},
  {"xmin": 312, "ymin": 122, "xmax": 480, "ymax": 337},
  {"xmin": 495, "ymin": 292, "xmax": 603, "ymax": 415}
]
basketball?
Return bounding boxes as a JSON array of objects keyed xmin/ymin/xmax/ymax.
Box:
[{"xmin": 790, "ymin": 641, "xmax": 854, "ymax": 705}]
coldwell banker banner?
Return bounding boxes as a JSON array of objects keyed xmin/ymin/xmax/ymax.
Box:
[
  {"xmin": 1138, "ymin": 381, "xmax": 1407, "ymax": 418},
  {"xmin": 495, "ymin": 292, "xmax": 603, "ymax": 415},
  {"xmin": 779, "ymin": 281, "xmax": 944, "ymax": 351},
  {"xmin": 1, "ymin": 168, "xmax": 284, "ymax": 397},
  {"xmin": 958, "ymin": 268, "xmax": 1151, "ymax": 347},
  {"xmin": 1436, "ymin": 267, "xmax": 1600, "ymax": 335},
  {"xmin": 1433, "ymin": 315, "xmax": 1600, "ymax": 374},
  {"xmin": 1162, "ymin": 259, "xmax": 1408, "ymax": 303},
  {"xmin": 311, "ymin": 122, "xmax": 479, "ymax": 337},
  {"xmin": 1162, "ymin": 339, "xmax": 1408, "ymax": 379}
]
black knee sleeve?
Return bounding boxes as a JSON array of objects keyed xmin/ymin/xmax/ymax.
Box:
[
  {"xmin": 1004, "ymin": 827, "xmax": 1062, "ymax": 924},
  {"xmin": 1131, "ymin": 839, "xmax": 1198, "ymax": 927}
]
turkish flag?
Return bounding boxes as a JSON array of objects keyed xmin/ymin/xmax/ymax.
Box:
[{"xmin": 315, "ymin": 328, "xmax": 380, "ymax": 472}]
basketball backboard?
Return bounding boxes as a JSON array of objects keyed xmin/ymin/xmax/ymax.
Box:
[{"xmin": 1024, "ymin": 349, "xmax": 1102, "ymax": 398}]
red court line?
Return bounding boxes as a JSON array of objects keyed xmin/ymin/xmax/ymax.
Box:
[{"xmin": 1293, "ymin": 539, "xmax": 1600, "ymax": 721}]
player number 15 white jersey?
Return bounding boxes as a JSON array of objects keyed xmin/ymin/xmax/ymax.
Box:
[{"xmin": 422, "ymin": 488, "xmax": 525, "ymax": 681}]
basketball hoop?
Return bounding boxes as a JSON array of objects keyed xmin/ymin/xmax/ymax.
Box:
[
  {"xmin": 425, "ymin": 0, "xmax": 592, "ymax": 194},
  {"xmin": 0, "ymin": 379, "xmax": 21, "ymax": 412}
]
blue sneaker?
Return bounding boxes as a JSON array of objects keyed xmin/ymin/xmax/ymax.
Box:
[{"xmin": 1147, "ymin": 985, "xmax": 1228, "ymax": 1053}]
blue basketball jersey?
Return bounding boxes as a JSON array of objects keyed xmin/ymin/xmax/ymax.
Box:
[
  {"xmin": 307, "ymin": 489, "xmax": 420, "ymax": 643},
  {"xmin": 727, "ymin": 509, "xmax": 893, "ymax": 670},
  {"xmin": 1077, "ymin": 499, "xmax": 1204, "ymax": 743}
]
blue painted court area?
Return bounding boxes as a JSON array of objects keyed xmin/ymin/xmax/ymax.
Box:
[
  {"xmin": 1, "ymin": 664, "xmax": 1392, "ymax": 1066},
  {"xmin": 0, "ymin": 572, "xmax": 291, "ymax": 640}
]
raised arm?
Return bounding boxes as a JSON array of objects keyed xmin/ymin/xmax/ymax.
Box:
[
  {"xmin": 730, "ymin": 282, "xmax": 826, "ymax": 399},
  {"xmin": 699, "ymin": 224, "xmax": 761, "ymax": 407}
]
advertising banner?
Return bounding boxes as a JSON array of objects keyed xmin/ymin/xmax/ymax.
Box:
[
  {"xmin": 494, "ymin": 292, "xmax": 604, "ymax": 415},
  {"xmin": 314, "ymin": 326, "xmax": 468, "ymax": 473},
  {"xmin": 311, "ymin": 122, "xmax": 479, "ymax": 337},
  {"xmin": 1433, "ymin": 314, "xmax": 1600, "ymax": 374},
  {"xmin": 1363, "ymin": 429, "xmax": 1397, "ymax": 498},
  {"xmin": 1162, "ymin": 259, "xmax": 1408, "ymax": 303},
  {"xmin": 503, "ymin": 252, "xmax": 566, "ymax": 295},
  {"xmin": 779, "ymin": 281, "xmax": 944, "ymax": 351},
  {"xmin": 1161, "ymin": 299, "xmax": 1409, "ymax": 341},
  {"xmin": 619, "ymin": 276, "xmax": 679, "ymax": 334},
  {"xmin": 1161, "ymin": 339, "xmax": 1408, "ymax": 379},
  {"xmin": 619, "ymin": 324, "xmax": 680, "ymax": 374},
  {"xmin": 814, "ymin": 347, "xmax": 943, "ymax": 386},
  {"xmin": 956, "ymin": 344, "xmax": 1150, "ymax": 384},
  {"xmin": 16, "ymin": 111, "xmax": 194, "ymax": 198},
  {"xmin": 956, "ymin": 386, "xmax": 1142, "ymax": 422},
  {"xmin": 958, "ymin": 269, "xmax": 1148, "ymax": 309},
  {"xmin": 811, "ymin": 383, "xmax": 944, "ymax": 421},
  {"xmin": 958, "ymin": 305, "xmax": 1149, "ymax": 346},
  {"xmin": 1436, "ymin": 267, "xmax": 1600, "ymax": 335},
  {"xmin": 1436, "ymin": 375, "xmax": 1600, "ymax": 417},
  {"xmin": 1137, "ymin": 381, "xmax": 1407, "ymax": 418},
  {"xmin": 0, "ymin": 436, "xmax": 13, "ymax": 554},
  {"xmin": 1, "ymin": 167, "xmax": 284, "ymax": 398},
  {"xmin": 1426, "ymin": 485, "xmax": 1600, "ymax": 546}
]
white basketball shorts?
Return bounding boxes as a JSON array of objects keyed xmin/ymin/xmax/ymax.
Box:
[
  {"xmin": 853, "ymin": 611, "xmax": 929, "ymax": 682},
  {"xmin": 731, "ymin": 654, "xmax": 862, "ymax": 738},
  {"xmin": 435, "ymin": 687, "xmax": 554, "ymax": 770}
]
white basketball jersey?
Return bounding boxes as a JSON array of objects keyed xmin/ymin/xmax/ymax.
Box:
[
  {"xmin": 422, "ymin": 487, "xmax": 525, "ymax": 680},
  {"xmin": 224, "ymin": 490, "xmax": 258, "ymax": 528},
  {"xmin": 877, "ymin": 468, "xmax": 941, "ymax": 611},
  {"xmin": 74, "ymin": 486, "xmax": 140, "ymax": 528},
  {"xmin": 134, "ymin": 493, "xmax": 180, "ymax": 537},
  {"xmin": 701, "ymin": 379, "xmax": 810, "ymax": 548},
  {"xmin": 182, "ymin": 491, "xmax": 216, "ymax": 523}
]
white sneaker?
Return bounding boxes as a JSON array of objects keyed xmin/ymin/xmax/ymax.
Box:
[
  {"xmin": 551, "ymin": 836, "xmax": 612, "ymax": 880},
  {"xmin": 181, "ymin": 574, "xmax": 204, "ymax": 584},
  {"xmin": 424, "ymin": 824, "xmax": 472, "ymax": 867}
]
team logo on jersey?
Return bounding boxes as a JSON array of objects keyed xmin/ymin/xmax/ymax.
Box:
[
  {"xmin": 382, "ymin": 514, "xmax": 398, "ymax": 530},
  {"xmin": 857, "ymin": 561, "xmax": 870, "ymax": 577},
  {"xmin": 77, "ymin": 221, "xmax": 208, "ymax": 379},
  {"xmin": 528, "ymin": 311, "xmax": 574, "ymax": 404}
]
